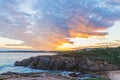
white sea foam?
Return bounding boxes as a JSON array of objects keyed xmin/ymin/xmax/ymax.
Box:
[{"xmin": 0, "ymin": 52, "xmax": 57, "ymax": 73}]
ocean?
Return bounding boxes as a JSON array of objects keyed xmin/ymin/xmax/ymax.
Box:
[
  {"xmin": 0, "ymin": 52, "xmax": 70, "ymax": 74},
  {"xmin": 0, "ymin": 52, "xmax": 94, "ymax": 79}
]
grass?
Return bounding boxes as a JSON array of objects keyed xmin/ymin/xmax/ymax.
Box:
[
  {"xmin": 0, "ymin": 78, "xmax": 4, "ymax": 80},
  {"xmin": 59, "ymin": 47, "xmax": 120, "ymax": 67},
  {"xmin": 57, "ymin": 47, "xmax": 119, "ymax": 80}
]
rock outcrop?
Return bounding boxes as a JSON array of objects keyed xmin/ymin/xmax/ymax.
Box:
[
  {"xmin": 14, "ymin": 55, "xmax": 119, "ymax": 71},
  {"xmin": 0, "ymin": 72, "xmax": 71, "ymax": 80}
]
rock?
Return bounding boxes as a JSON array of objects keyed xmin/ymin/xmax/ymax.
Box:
[
  {"xmin": 35, "ymin": 57, "xmax": 51, "ymax": 69},
  {"xmin": 53, "ymin": 56, "xmax": 65, "ymax": 69},
  {"xmin": 0, "ymin": 72, "xmax": 71, "ymax": 80},
  {"xmin": 29, "ymin": 57, "xmax": 40, "ymax": 67},
  {"xmin": 89, "ymin": 63, "xmax": 100, "ymax": 71},
  {"xmin": 15, "ymin": 57, "xmax": 33, "ymax": 66},
  {"xmin": 14, "ymin": 55, "xmax": 119, "ymax": 72},
  {"xmin": 2, "ymin": 72, "xmax": 18, "ymax": 75},
  {"xmin": 64, "ymin": 58, "xmax": 76, "ymax": 70},
  {"xmin": 68, "ymin": 73, "xmax": 78, "ymax": 77},
  {"xmin": 86, "ymin": 59, "xmax": 94, "ymax": 67}
]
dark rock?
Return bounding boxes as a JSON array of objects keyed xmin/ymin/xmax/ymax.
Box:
[
  {"xmin": 15, "ymin": 57, "xmax": 33, "ymax": 66},
  {"xmin": 53, "ymin": 56, "xmax": 65, "ymax": 69},
  {"xmin": 68, "ymin": 73, "xmax": 78, "ymax": 77},
  {"xmin": 29, "ymin": 57, "xmax": 40, "ymax": 67},
  {"xmin": 35, "ymin": 57, "xmax": 51, "ymax": 69},
  {"xmin": 2, "ymin": 72, "xmax": 18, "ymax": 75},
  {"xmin": 14, "ymin": 55, "xmax": 119, "ymax": 72}
]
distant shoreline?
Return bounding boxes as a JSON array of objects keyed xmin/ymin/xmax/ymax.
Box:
[{"xmin": 0, "ymin": 51, "xmax": 57, "ymax": 53}]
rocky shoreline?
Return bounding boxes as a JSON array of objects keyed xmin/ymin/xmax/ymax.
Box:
[
  {"xmin": 0, "ymin": 55, "xmax": 116, "ymax": 80},
  {"xmin": 15, "ymin": 55, "xmax": 118, "ymax": 72},
  {"xmin": 11, "ymin": 55, "xmax": 120, "ymax": 80},
  {"xmin": 0, "ymin": 71, "xmax": 108, "ymax": 80},
  {"xmin": 1, "ymin": 71, "xmax": 120, "ymax": 80},
  {"xmin": 0, "ymin": 72, "xmax": 74, "ymax": 80}
]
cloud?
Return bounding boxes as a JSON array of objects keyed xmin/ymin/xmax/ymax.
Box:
[
  {"xmin": 0, "ymin": 0, "xmax": 120, "ymax": 50},
  {"xmin": 18, "ymin": 0, "xmax": 38, "ymax": 14}
]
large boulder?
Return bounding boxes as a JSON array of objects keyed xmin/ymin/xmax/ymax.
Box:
[
  {"xmin": 15, "ymin": 57, "xmax": 33, "ymax": 66},
  {"xmin": 35, "ymin": 56, "xmax": 51, "ymax": 69},
  {"xmin": 14, "ymin": 55, "xmax": 119, "ymax": 71}
]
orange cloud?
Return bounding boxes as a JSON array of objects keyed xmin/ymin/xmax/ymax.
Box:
[{"xmin": 68, "ymin": 16, "xmax": 108, "ymax": 38}]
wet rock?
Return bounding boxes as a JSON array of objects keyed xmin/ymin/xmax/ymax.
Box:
[
  {"xmin": 68, "ymin": 73, "xmax": 78, "ymax": 77},
  {"xmin": 2, "ymin": 72, "xmax": 18, "ymax": 75}
]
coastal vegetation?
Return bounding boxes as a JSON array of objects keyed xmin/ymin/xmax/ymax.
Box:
[
  {"xmin": 86, "ymin": 77, "xmax": 106, "ymax": 80},
  {"xmin": 13, "ymin": 47, "xmax": 120, "ymax": 80},
  {"xmin": 60, "ymin": 47, "xmax": 120, "ymax": 67},
  {"xmin": 0, "ymin": 78, "xmax": 4, "ymax": 80}
]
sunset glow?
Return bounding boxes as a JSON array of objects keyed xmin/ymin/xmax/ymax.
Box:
[{"xmin": 0, "ymin": 0, "xmax": 120, "ymax": 50}]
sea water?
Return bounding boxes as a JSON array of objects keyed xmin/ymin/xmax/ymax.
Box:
[
  {"xmin": 0, "ymin": 52, "xmax": 94, "ymax": 79},
  {"xmin": 0, "ymin": 52, "xmax": 75, "ymax": 75},
  {"xmin": 0, "ymin": 53, "xmax": 56, "ymax": 73}
]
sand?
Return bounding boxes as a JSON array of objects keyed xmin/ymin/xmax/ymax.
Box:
[{"xmin": 108, "ymin": 71, "xmax": 120, "ymax": 80}]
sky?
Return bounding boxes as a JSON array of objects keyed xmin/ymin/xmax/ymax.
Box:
[{"xmin": 0, "ymin": 0, "xmax": 120, "ymax": 50}]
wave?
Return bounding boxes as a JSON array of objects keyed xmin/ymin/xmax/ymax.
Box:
[
  {"xmin": 0, "ymin": 63, "xmax": 73, "ymax": 74},
  {"xmin": 0, "ymin": 63, "xmax": 92, "ymax": 80}
]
